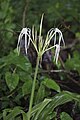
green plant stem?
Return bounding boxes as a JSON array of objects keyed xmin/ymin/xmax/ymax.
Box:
[{"xmin": 28, "ymin": 56, "xmax": 40, "ymax": 120}]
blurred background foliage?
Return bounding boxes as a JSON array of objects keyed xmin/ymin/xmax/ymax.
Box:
[
  {"xmin": 0, "ymin": 0, "xmax": 80, "ymax": 55},
  {"xmin": 0, "ymin": 0, "xmax": 80, "ymax": 119}
]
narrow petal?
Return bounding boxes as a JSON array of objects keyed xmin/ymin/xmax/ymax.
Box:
[
  {"xmin": 54, "ymin": 44, "xmax": 60, "ymax": 64},
  {"xmin": 17, "ymin": 28, "xmax": 31, "ymax": 55}
]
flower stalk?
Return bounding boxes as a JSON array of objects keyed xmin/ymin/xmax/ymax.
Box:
[{"xmin": 28, "ymin": 55, "xmax": 40, "ymax": 120}]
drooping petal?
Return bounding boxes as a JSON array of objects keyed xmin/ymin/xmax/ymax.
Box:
[
  {"xmin": 54, "ymin": 44, "xmax": 60, "ymax": 64},
  {"xmin": 48, "ymin": 28, "xmax": 65, "ymax": 47},
  {"xmin": 17, "ymin": 28, "xmax": 31, "ymax": 55}
]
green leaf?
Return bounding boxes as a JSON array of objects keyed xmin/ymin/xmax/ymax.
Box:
[
  {"xmin": 0, "ymin": 113, "xmax": 3, "ymax": 120},
  {"xmin": 0, "ymin": 51, "xmax": 32, "ymax": 72},
  {"xmin": 6, "ymin": 107, "xmax": 22, "ymax": 120},
  {"xmin": 13, "ymin": 55, "xmax": 32, "ymax": 72},
  {"xmin": 34, "ymin": 83, "xmax": 46, "ymax": 104},
  {"xmin": 32, "ymin": 99, "xmax": 52, "ymax": 120},
  {"xmin": 2, "ymin": 107, "xmax": 27, "ymax": 120},
  {"xmin": 18, "ymin": 70, "xmax": 32, "ymax": 82},
  {"xmin": 65, "ymin": 51, "xmax": 80, "ymax": 74},
  {"xmin": 5, "ymin": 72, "xmax": 19, "ymax": 91},
  {"xmin": 30, "ymin": 91, "xmax": 78, "ymax": 120},
  {"xmin": 76, "ymin": 32, "xmax": 80, "ymax": 39},
  {"xmin": 3, "ymin": 109, "xmax": 12, "ymax": 120},
  {"xmin": 22, "ymin": 80, "xmax": 32, "ymax": 96},
  {"xmin": 22, "ymin": 112, "xmax": 28, "ymax": 120},
  {"xmin": 36, "ymin": 92, "xmax": 73, "ymax": 120},
  {"xmin": 60, "ymin": 112, "xmax": 73, "ymax": 120},
  {"xmin": 3, "ymin": 110, "xmax": 7, "ymax": 120},
  {"xmin": 42, "ymin": 78, "xmax": 61, "ymax": 92}
]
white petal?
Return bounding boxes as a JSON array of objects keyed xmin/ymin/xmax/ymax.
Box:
[
  {"xmin": 54, "ymin": 44, "xmax": 60, "ymax": 64},
  {"xmin": 17, "ymin": 28, "xmax": 31, "ymax": 55}
]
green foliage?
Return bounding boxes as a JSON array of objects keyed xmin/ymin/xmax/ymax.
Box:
[
  {"xmin": 0, "ymin": 50, "xmax": 32, "ymax": 110},
  {"xmin": 27, "ymin": 91, "xmax": 80, "ymax": 120},
  {"xmin": 60, "ymin": 112, "xmax": 73, "ymax": 120},
  {"xmin": 5, "ymin": 72, "xmax": 19, "ymax": 91},
  {"xmin": 76, "ymin": 32, "xmax": 80, "ymax": 39},
  {"xmin": 34, "ymin": 83, "xmax": 46, "ymax": 104},
  {"xmin": 0, "ymin": 0, "xmax": 80, "ymax": 119},
  {"xmin": 0, "ymin": 50, "xmax": 32, "ymax": 71},
  {"xmin": 42, "ymin": 78, "xmax": 61, "ymax": 92},
  {"xmin": 2, "ymin": 107, "xmax": 27, "ymax": 120},
  {"xmin": 0, "ymin": 0, "xmax": 15, "ymax": 56},
  {"xmin": 65, "ymin": 51, "xmax": 80, "ymax": 74},
  {"xmin": 22, "ymin": 80, "xmax": 32, "ymax": 96}
]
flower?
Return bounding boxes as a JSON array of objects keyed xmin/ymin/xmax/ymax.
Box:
[
  {"xmin": 17, "ymin": 16, "xmax": 65, "ymax": 64},
  {"xmin": 47, "ymin": 28, "xmax": 65, "ymax": 64},
  {"xmin": 47, "ymin": 28, "xmax": 65, "ymax": 46},
  {"xmin": 17, "ymin": 28, "xmax": 31, "ymax": 55}
]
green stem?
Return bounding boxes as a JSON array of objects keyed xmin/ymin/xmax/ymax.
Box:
[{"xmin": 28, "ymin": 56, "xmax": 40, "ymax": 120}]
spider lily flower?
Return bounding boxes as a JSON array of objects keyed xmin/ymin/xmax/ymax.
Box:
[
  {"xmin": 17, "ymin": 15, "xmax": 65, "ymax": 64},
  {"xmin": 47, "ymin": 28, "xmax": 65, "ymax": 46},
  {"xmin": 17, "ymin": 28, "xmax": 31, "ymax": 55},
  {"xmin": 46, "ymin": 28, "xmax": 65, "ymax": 64}
]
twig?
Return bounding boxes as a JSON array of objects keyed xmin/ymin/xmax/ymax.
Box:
[
  {"xmin": 59, "ymin": 84, "xmax": 75, "ymax": 92},
  {"xmin": 61, "ymin": 39, "xmax": 80, "ymax": 50},
  {"xmin": 22, "ymin": 0, "xmax": 30, "ymax": 27},
  {"xmin": 39, "ymin": 69, "xmax": 73, "ymax": 76}
]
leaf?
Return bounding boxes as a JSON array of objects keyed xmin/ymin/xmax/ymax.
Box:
[
  {"xmin": 32, "ymin": 99, "xmax": 52, "ymax": 120},
  {"xmin": 3, "ymin": 110, "xmax": 7, "ymax": 120},
  {"xmin": 30, "ymin": 91, "xmax": 78, "ymax": 120},
  {"xmin": 2, "ymin": 109, "xmax": 12, "ymax": 120},
  {"xmin": 42, "ymin": 78, "xmax": 61, "ymax": 92},
  {"xmin": 22, "ymin": 80, "xmax": 32, "ymax": 96},
  {"xmin": 65, "ymin": 51, "xmax": 80, "ymax": 74},
  {"xmin": 5, "ymin": 72, "xmax": 19, "ymax": 91},
  {"xmin": 0, "ymin": 51, "xmax": 32, "ymax": 72},
  {"xmin": 0, "ymin": 113, "xmax": 3, "ymax": 120},
  {"xmin": 60, "ymin": 112, "xmax": 73, "ymax": 120},
  {"xmin": 34, "ymin": 83, "xmax": 46, "ymax": 104},
  {"xmin": 6, "ymin": 107, "xmax": 22, "ymax": 120},
  {"xmin": 36, "ymin": 92, "xmax": 73, "ymax": 120},
  {"xmin": 13, "ymin": 55, "xmax": 32, "ymax": 72},
  {"xmin": 18, "ymin": 70, "xmax": 32, "ymax": 82},
  {"xmin": 76, "ymin": 32, "xmax": 80, "ymax": 39},
  {"xmin": 22, "ymin": 112, "xmax": 28, "ymax": 120},
  {"xmin": 2, "ymin": 107, "xmax": 27, "ymax": 120}
]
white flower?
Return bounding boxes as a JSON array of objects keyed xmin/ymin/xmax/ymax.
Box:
[
  {"xmin": 17, "ymin": 28, "xmax": 31, "ymax": 55},
  {"xmin": 48, "ymin": 28, "xmax": 65, "ymax": 46},
  {"xmin": 47, "ymin": 28, "xmax": 65, "ymax": 64},
  {"xmin": 17, "ymin": 16, "xmax": 65, "ymax": 65}
]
